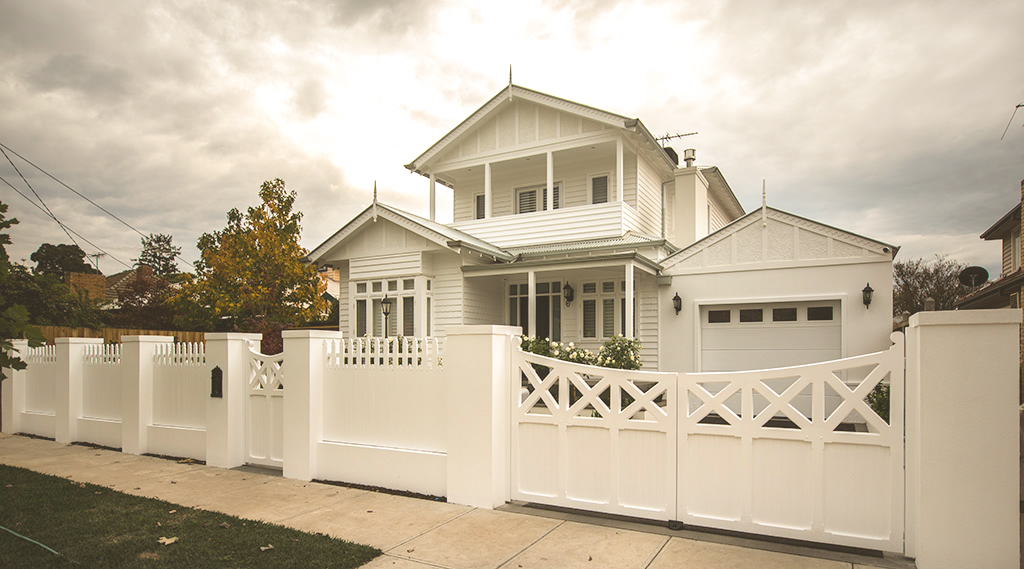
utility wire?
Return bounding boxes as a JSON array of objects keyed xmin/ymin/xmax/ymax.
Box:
[
  {"xmin": 0, "ymin": 146, "xmax": 87, "ymax": 264},
  {"xmin": 0, "ymin": 174, "xmax": 132, "ymax": 269},
  {"xmin": 0, "ymin": 141, "xmax": 194, "ymax": 270},
  {"xmin": 1000, "ymin": 103, "xmax": 1024, "ymax": 141}
]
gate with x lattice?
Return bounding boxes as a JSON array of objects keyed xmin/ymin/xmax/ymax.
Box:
[{"xmin": 245, "ymin": 345, "xmax": 285, "ymax": 468}]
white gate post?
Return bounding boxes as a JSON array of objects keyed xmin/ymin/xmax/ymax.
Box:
[
  {"xmin": 906, "ymin": 309, "xmax": 1021, "ymax": 568},
  {"xmin": 121, "ymin": 336, "xmax": 173, "ymax": 455},
  {"xmin": 282, "ymin": 330, "xmax": 340, "ymax": 481},
  {"xmin": 1, "ymin": 339, "xmax": 29, "ymax": 434},
  {"xmin": 55, "ymin": 337, "xmax": 101, "ymax": 444},
  {"xmin": 205, "ymin": 333, "xmax": 262, "ymax": 469},
  {"xmin": 445, "ymin": 325, "xmax": 521, "ymax": 508}
]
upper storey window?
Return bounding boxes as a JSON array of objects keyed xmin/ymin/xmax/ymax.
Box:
[
  {"xmin": 515, "ymin": 184, "xmax": 560, "ymax": 214},
  {"xmin": 591, "ymin": 175, "xmax": 609, "ymax": 204},
  {"xmin": 475, "ymin": 194, "xmax": 485, "ymax": 220}
]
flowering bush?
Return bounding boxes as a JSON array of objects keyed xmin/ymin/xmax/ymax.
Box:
[
  {"xmin": 596, "ymin": 335, "xmax": 642, "ymax": 370},
  {"xmin": 519, "ymin": 335, "xmax": 641, "ymax": 370}
]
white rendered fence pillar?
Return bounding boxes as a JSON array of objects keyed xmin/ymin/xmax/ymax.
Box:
[
  {"xmin": 282, "ymin": 330, "xmax": 341, "ymax": 481},
  {"xmin": 55, "ymin": 337, "xmax": 101, "ymax": 444},
  {"xmin": 905, "ymin": 309, "xmax": 1021, "ymax": 568},
  {"xmin": 205, "ymin": 333, "xmax": 262, "ymax": 469},
  {"xmin": 1, "ymin": 339, "xmax": 29, "ymax": 434},
  {"xmin": 121, "ymin": 336, "xmax": 173, "ymax": 455},
  {"xmin": 445, "ymin": 325, "xmax": 520, "ymax": 508}
]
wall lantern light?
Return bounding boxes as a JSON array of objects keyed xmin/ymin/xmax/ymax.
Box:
[
  {"xmin": 862, "ymin": 283, "xmax": 874, "ymax": 308},
  {"xmin": 563, "ymin": 282, "xmax": 575, "ymax": 307},
  {"xmin": 381, "ymin": 293, "xmax": 392, "ymax": 337},
  {"xmin": 672, "ymin": 292, "xmax": 682, "ymax": 315}
]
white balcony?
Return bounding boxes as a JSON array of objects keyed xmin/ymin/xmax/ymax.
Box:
[{"xmin": 451, "ymin": 202, "xmax": 643, "ymax": 248}]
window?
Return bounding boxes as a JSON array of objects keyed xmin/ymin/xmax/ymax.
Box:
[
  {"xmin": 581, "ymin": 280, "xmax": 633, "ymax": 338},
  {"xmin": 591, "ymin": 175, "xmax": 609, "ymax": 204},
  {"xmin": 807, "ymin": 306, "xmax": 834, "ymax": 321},
  {"xmin": 1014, "ymin": 228, "xmax": 1021, "ymax": 271},
  {"xmin": 515, "ymin": 184, "xmax": 560, "ymax": 214},
  {"xmin": 772, "ymin": 308, "xmax": 797, "ymax": 322},
  {"xmin": 474, "ymin": 194, "xmax": 485, "ymax": 220},
  {"xmin": 509, "ymin": 281, "xmax": 561, "ymax": 340},
  {"xmin": 740, "ymin": 309, "xmax": 763, "ymax": 322},
  {"xmin": 708, "ymin": 310, "xmax": 731, "ymax": 324},
  {"xmin": 352, "ymin": 277, "xmax": 430, "ymax": 337}
]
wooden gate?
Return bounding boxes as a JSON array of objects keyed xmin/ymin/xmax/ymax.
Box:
[
  {"xmin": 246, "ymin": 345, "xmax": 285, "ymax": 468},
  {"xmin": 510, "ymin": 333, "xmax": 906, "ymax": 552}
]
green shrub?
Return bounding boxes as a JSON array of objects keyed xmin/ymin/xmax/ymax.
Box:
[
  {"xmin": 867, "ymin": 383, "xmax": 890, "ymax": 423},
  {"xmin": 519, "ymin": 335, "xmax": 641, "ymax": 370},
  {"xmin": 596, "ymin": 335, "xmax": 642, "ymax": 370}
]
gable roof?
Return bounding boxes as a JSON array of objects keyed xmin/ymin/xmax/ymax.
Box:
[
  {"xmin": 404, "ymin": 84, "xmax": 677, "ymax": 179},
  {"xmin": 662, "ymin": 206, "xmax": 897, "ymax": 273},
  {"xmin": 307, "ymin": 201, "xmax": 512, "ymax": 264}
]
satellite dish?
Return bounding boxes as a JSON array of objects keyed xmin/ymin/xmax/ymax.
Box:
[{"xmin": 958, "ymin": 266, "xmax": 989, "ymax": 289}]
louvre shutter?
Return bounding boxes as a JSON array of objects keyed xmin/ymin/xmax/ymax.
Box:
[
  {"xmin": 592, "ymin": 176, "xmax": 608, "ymax": 204},
  {"xmin": 583, "ymin": 300, "xmax": 596, "ymax": 338},
  {"xmin": 403, "ymin": 297, "xmax": 415, "ymax": 336},
  {"xmin": 518, "ymin": 189, "xmax": 538, "ymax": 213},
  {"xmin": 475, "ymin": 194, "xmax": 485, "ymax": 219}
]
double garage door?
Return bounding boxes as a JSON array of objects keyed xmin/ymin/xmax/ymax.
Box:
[{"xmin": 700, "ymin": 300, "xmax": 842, "ymax": 372}]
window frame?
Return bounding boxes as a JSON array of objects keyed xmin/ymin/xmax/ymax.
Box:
[
  {"xmin": 514, "ymin": 182, "xmax": 561, "ymax": 215},
  {"xmin": 351, "ymin": 276, "xmax": 431, "ymax": 337},
  {"xmin": 589, "ymin": 173, "xmax": 611, "ymax": 205}
]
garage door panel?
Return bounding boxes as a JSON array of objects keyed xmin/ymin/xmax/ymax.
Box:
[
  {"xmin": 701, "ymin": 327, "xmax": 841, "ymax": 352},
  {"xmin": 702, "ymin": 349, "xmax": 842, "ymax": 373}
]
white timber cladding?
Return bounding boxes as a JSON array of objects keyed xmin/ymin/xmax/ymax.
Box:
[
  {"xmin": 635, "ymin": 154, "xmax": 664, "ymax": 237},
  {"xmin": 349, "ymin": 252, "xmax": 422, "ymax": 281},
  {"xmin": 337, "ymin": 262, "xmax": 349, "ymax": 333},
  {"xmin": 452, "ymin": 147, "xmax": 623, "ymax": 223},
  {"xmin": 708, "ymin": 192, "xmax": 731, "ymax": 234},
  {"xmin": 453, "ymin": 202, "xmax": 642, "ymax": 248}
]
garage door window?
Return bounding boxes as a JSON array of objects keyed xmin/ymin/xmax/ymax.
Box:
[
  {"xmin": 807, "ymin": 306, "xmax": 834, "ymax": 321},
  {"xmin": 739, "ymin": 309, "xmax": 763, "ymax": 323},
  {"xmin": 707, "ymin": 310, "xmax": 730, "ymax": 323},
  {"xmin": 773, "ymin": 308, "xmax": 797, "ymax": 322}
]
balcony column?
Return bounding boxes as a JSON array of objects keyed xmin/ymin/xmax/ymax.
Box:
[
  {"xmin": 545, "ymin": 151, "xmax": 553, "ymax": 211},
  {"xmin": 625, "ymin": 261, "xmax": 634, "ymax": 338},
  {"xmin": 616, "ymin": 137, "xmax": 624, "ymax": 202},
  {"xmin": 429, "ymin": 174, "xmax": 436, "ymax": 222},
  {"xmin": 528, "ymin": 270, "xmax": 536, "ymax": 338},
  {"xmin": 484, "ymin": 162, "xmax": 493, "ymax": 219}
]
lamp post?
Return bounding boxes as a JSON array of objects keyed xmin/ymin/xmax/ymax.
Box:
[{"xmin": 381, "ymin": 294, "xmax": 392, "ymax": 337}]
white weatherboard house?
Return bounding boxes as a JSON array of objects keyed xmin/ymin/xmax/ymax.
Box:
[{"xmin": 309, "ymin": 85, "xmax": 896, "ymax": 372}]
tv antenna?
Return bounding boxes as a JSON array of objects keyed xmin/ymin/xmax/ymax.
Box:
[
  {"xmin": 88, "ymin": 252, "xmax": 106, "ymax": 271},
  {"xmin": 655, "ymin": 132, "xmax": 697, "ymax": 146},
  {"xmin": 1000, "ymin": 103, "xmax": 1024, "ymax": 140}
]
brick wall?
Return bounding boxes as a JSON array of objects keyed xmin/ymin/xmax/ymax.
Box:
[{"xmin": 64, "ymin": 272, "xmax": 106, "ymax": 303}]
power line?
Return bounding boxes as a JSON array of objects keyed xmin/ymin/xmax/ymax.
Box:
[
  {"xmin": 0, "ymin": 141, "xmax": 193, "ymax": 270},
  {"xmin": 0, "ymin": 174, "xmax": 132, "ymax": 269},
  {"xmin": 1000, "ymin": 103, "xmax": 1024, "ymax": 141}
]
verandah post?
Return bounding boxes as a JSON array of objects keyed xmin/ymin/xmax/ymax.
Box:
[
  {"xmin": 1, "ymin": 339, "xmax": 29, "ymax": 434},
  {"xmin": 204, "ymin": 332, "xmax": 262, "ymax": 469},
  {"xmin": 121, "ymin": 335, "xmax": 173, "ymax": 455},
  {"xmin": 54, "ymin": 337, "xmax": 101, "ymax": 444},
  {"xmin": 445, "ymin": 325, "xmax": 520, "ymax": 508}
]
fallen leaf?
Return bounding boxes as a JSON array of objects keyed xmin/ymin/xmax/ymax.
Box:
[
  {"xmin": 219, "ymin": 522, "xmax": 230, "ymax": 529},
  {"xmin": 5, "ymin": 484, "xmax": 12, "ymax": 488},
  {"xmin": 168, "ymin": 510, "xmax": 176, "ymax": 514},
  {"xmin": 366, "ymin": 510, "xmax": 374, "ymax": 513},
  {"xmin": 94, "ymin": 491, "xmax": 102, "ymax": 494},
  {"xmin": 407, "ymin": 548, "xmax": 415, "ymax": 553},
  {"xmin": 260, "ymin": 544, "xmax": 274, "ymax": 552},
  {"xmin": 157, "ymin": 537, "xmax": 178, "ymax": 546},
  {"xmin": 157, "ymin": 522, "xmax": 161, "ymax": 527},
  {"xmin": 138, "ymin": 552, "xmax": 159, "ymax": 560},
  {"xmin": 79, "ymin": 483, "xmax": 85, "ymax": 488},
  {"xmin": 588, "ymin": 555, "xmax": 593, "ymax": 561}
]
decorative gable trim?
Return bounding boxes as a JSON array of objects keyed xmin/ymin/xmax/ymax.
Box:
[
  {"xmin": 662, "ymin": 206, "xmax": 895, "ymax": 273},
  {"xmin": 406, "ymin": 84, "xmax": 632, "ymax": 176}
]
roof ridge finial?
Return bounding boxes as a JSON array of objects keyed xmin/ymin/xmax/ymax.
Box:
[
  {"xmin": 761, "ymin": 180, "xmax": 767, "ymax": 228},
  {"xmin": 508, "ymin": 65, "xmax": 513, "ymax": 101},
  {"xmin": 373, "ymin": 181, "xmax": 378, "ymax": 222}
]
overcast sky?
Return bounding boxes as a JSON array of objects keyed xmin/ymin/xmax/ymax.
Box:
[{"xmin": 1, "ymin": 0, "xmax": 1022, "ymax": 279}]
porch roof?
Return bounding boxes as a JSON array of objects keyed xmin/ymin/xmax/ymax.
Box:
[
  {"xmin": 461, "ymin": 250, "xmax": 662, "ymax": 277},
  {"xmin": 503, "ymin": 233, "xmax": 670, "ymax": 257}
]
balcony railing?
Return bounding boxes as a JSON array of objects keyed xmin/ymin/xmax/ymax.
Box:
[{"xmin": 451, "ymin": 202, "xmax": 643, "ymax": 248}]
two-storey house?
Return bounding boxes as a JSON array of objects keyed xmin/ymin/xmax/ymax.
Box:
[{"xmin": 309, "ymin": 85, "xmax": 896, "ymax": 372}]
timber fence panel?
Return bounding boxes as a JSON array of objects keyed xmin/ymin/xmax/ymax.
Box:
[{"xmin": 151, "ymin": 342, "xmax": 207, "ymax": 429}]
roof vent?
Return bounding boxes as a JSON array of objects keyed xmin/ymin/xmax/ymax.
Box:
[{"xmin": 683, "ymin": 148, "xmax": 696, "ymax": 168}]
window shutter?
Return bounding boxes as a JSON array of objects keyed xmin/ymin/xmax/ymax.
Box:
[
  {"xmin": 592, "ymin": 176, "xmax": 608, "ymax": 204},
  {"xmin": 552, "ymin": 184, "xmax": 560, "ymax": 209},
  {"xmin": 356, "ymin": 300, "xmax": 367, "ymax": 336},
  {"xmin": 583, "ymin": 300, "xmax": 596, "ymax": 338},
  {"xmin": 475, "ymin": 195, "xmax": 485, "ymax": 219},
  {"xmin": 603, "ymin": 298, "xmax": 615, "ymax": 338},
  {"xmin": 518, "ymin": 189, "xmax": 537, "ymax": 213},
  {"xmin": 403, "ymin": 297, "xmax": 415, "ymax": 336}
]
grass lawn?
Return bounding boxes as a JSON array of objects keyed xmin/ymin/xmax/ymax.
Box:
[{"xmin": 0, "ymin": 464, "xmax": 381, "ymax": 568}]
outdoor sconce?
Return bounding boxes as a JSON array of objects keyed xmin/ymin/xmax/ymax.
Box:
[
  {"xmin": 672, "ymin": 292, "xmax": 682, "ymax": 315},
  {"xmin": 381, "ymin": 293, "xmax": 392, "ymax": 337},
  {"xmin": 862, "ymin": 283, "xmax": 874, "ymax": 308},
  {"xmin": 563, "ymin": 282, "xmax": 575, "ymax": 307}
]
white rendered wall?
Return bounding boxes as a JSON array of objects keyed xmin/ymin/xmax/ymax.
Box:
[
  {"xmin": 906, "ymin": 309, "xmax": 1021, "ymax": 569},
  {"xmin": 660, "ymin": 260, "xmax": 893, "ymax": 373}
]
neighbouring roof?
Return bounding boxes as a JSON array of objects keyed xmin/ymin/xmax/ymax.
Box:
[
  {"xmin": 105, "ymin": 266, "xmax": 153, "ymax": 300},
  {"xmin": 980, "ymin": 203, "xmax": 1020, "ymax": 241},
  {"xmin": 954, "ymin": 268, "xmax": 1024, "ymax": 310}
]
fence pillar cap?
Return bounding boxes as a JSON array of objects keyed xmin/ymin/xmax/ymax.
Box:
[
  {"xmin": 204, "ymin": 332, "xmax": 263, "ymax": 341},
  {"xmin": 54, "ymin": 337, "xmax": 104, "ymax": 345},
  {"xmin": 281, "ymin": 329, "xmax": 343, "ymax": 340},
  {"xmin": 910, "ymin": 308, "xmax": 1022, "ymax": 328}
]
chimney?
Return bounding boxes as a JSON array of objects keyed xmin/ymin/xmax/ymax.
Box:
[{"xmin": 683, "ymin": 148, "xmax": 696, "ymax": 168}]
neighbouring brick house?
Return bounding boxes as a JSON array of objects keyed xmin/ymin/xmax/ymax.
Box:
[
  {"xmin": 64, "ymin": 271, "xmax": 106, "ymax": 303},
  {"xmin": 954, "ymin": 178, "xmax": 1024, "ymax": 401},
  {"xmin": 105, "ymin": 265, "xmax": 155, "ymax": 307}
]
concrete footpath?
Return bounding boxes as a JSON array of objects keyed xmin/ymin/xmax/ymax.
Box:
[{"xmin": 0, "ymin": 434, "xmax": 911, "ymax": 569}]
